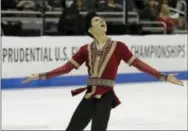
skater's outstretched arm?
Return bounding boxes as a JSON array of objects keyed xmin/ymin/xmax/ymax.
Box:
[
  {"xmin": 22, "ymin": 62, "xmax": 74, "ymax": 83},
  {"xmin": 40, "ymin": 62, "xmax": 75, "ymax": 79},
  {"xmin": 131, "ymin": 58, "xmax": 184, "ymax": 86},
  {"xmin": 23, "ymin": 45, "xmax": 87, "ymax": 84},
  {"xmin": 118, "ymin": 41, "xmax": 184, "ymax": 86}
]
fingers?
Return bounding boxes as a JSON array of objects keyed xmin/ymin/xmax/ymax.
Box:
[
  {"xmin": 22, "ymin": 77, "xmax": 32, "ymax": 84},
  {"xmin": 169, "ymin": 73, "xmax": 178, "ymax": 77},
  {"xmin": 22, "ymin": 74, "xmax": 38, "ymax": 84},
  {"xmin": 167, "ymin": 73, "xmax": 178, "ymax": 79},
  {"xmin": 177, "ymin": 80, "xmax": 184, "ymax": 86},
  {"xmin": 172, "ymin": 79, "xmax": 184, "ymax": 86},
  {"xmin": 167, "ymin": 73, "xmax": 184, "ymax": 86},
  {"xmin": 167, "ymin": 73, "xmax": 177, "ymax": 81}
]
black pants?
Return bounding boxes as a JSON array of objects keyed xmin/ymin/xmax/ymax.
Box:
[{"xmin": 66, "ymin": 91, "xmax": 114, "ymax": 131}]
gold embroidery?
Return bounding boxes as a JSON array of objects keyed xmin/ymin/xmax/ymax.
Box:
[
  {"xmin": 69, "ymin": 59, "xmax": 80, "ymax": 68},
  {"xmin": 97, "ymin": 43, "xmax": 109, "ymax": 74},
  {"xmin": 88, "ymin": 44, "xmax": 93, "ymax": 76},
  {"xmin": 93, "ymin": 56, "xmax": 100, "ymax": 77},
  {"xmin": 127, "ymin": 55, "xmax": 137, "ymax": 66},
  {"xmin": 85, "ymin": 44, "xmax": 95, "ymax": 99},
  {"xmin": 98, "ymin": 41, "xmax": 117, "ymax": 77},
  {"xmin": 85, "ymin": 40, "xmax": 117, "ymax": 99}
]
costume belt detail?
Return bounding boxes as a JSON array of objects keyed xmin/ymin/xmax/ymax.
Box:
[
  {"xmin": 71, "ymin": 39, "xmax": 117, "ymax": 99},
  {"xmin": 87, "ymin": 78, "xmax": 114, "ymax": 87}
]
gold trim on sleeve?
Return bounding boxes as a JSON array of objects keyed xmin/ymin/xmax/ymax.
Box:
[
  {"xmin": 127, "ymin": 55, "xmax": 136, "ymax": 66},
  {"xmin": 69, "ymin": 59, "xmax": 80, "ymax": 68}
]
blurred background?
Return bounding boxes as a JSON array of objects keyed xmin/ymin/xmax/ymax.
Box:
[{"xmin": 1, "ymin": 0, "xmax": 188, "ymax": 36}]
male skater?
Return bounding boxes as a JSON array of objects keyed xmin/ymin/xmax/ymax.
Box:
[{"xmin": 23, "ymin": 12, "xmax": 184, "ymax": 131}]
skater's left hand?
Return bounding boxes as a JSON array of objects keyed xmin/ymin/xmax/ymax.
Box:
[{"xmin": 167, "ymin": 73, "xmax": 184, "ymax": 86}]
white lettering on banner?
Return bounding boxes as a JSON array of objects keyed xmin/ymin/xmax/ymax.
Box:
[{"xmin": 2, "ymin": 35, "xmax": 187, "ymax": 78}]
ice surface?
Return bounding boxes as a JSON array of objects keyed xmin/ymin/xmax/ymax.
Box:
[{"xmin": 2, "ymin": 81, "xmax": 188, "ymax": 130}]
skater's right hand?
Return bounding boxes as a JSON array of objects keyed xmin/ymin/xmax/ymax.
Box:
[{"xmin": 22, "ymin": 74, "xmax": 39, "ymax": 84}]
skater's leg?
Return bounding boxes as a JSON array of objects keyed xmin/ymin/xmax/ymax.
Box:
[
  {"xmin": 66, "ymin": 97, "xmax": 96, "ymax": 131},
  {"xmin": 91, "ymin": 91, "xmax": 114, "ymax": 131}
]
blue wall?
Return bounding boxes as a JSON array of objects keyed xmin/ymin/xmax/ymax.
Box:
[{"xmin": 1, "ymin": 71, "xmax": 187, "ymax": 90}]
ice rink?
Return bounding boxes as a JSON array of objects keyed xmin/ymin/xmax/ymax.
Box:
[{"xmin": 2, "ymin": 81, "xmax": 188, "ymax": 130}]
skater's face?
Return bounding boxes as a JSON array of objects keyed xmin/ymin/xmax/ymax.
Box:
[{"xmin": 88, "ymin": 16, "xmax": 107, "ymax": 35}]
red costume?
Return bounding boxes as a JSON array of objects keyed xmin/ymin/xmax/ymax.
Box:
[{"xmin": 43, "ymin": 38, "xmax": 163, "ymax": 108}]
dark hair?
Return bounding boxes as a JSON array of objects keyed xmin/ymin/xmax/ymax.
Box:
[{"xmin": 84, "ymin": 11, "xmax": 98, "ymax": 37}]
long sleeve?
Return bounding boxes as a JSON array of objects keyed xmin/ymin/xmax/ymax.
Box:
[
  {"xmin": 131, "ymin": 58, "xmax": 161, "ymax": 79},
  {"xmin": 117, "ymin": 41, "xmax": 166, "ymax": 80},
  {"xmin": 69, "ymin": 44, "xmax": 88, "ymax": 69},
  {"xmin": 39, "ymin": 44, "xmax": 88, "ymax": 80},
  {"xmin": 45, "ymin": 62, "xmax": 75, "ymax": 79}
]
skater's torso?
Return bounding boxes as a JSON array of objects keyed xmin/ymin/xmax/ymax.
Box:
[
  {"xmin": 71, "ymin": 38, "xmax": 133, "ymax": 80},
  {"xmin": 85, "ymin": 39, "xmax": 120, "ymax": 80},
  {"xmin": 70, "ymin": 38, "xmax": 135, "ymax": 108}
]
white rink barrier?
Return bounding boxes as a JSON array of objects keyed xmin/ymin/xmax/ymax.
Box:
[{"xmin": 2, "ymin": 35, "xmax": 187, "ymax": 89}]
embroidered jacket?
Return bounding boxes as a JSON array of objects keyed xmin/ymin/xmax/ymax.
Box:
[{"xmin": 44, "ymin": 39, "xmax": 161, "ymax": 108}]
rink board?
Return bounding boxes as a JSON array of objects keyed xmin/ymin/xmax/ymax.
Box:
[
  {"xmin": 2, "ymin": 35, "xmax": 188, "ymax": 89},
  {"xmin": 1, "ymin": 71, "xmax": 188, "ymax": 89}
]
